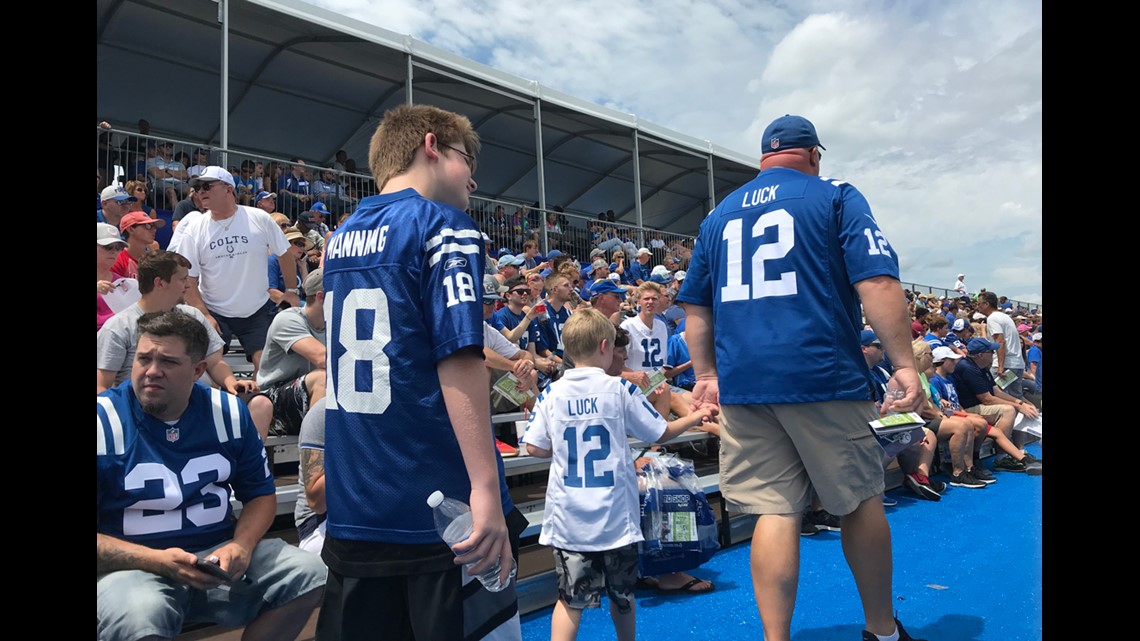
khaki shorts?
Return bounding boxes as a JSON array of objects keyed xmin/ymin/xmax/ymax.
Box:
[
  {"xmin": 965, "ymin": 404, "xmax": 1006, "ymax": 423},
  {"xmin": 719, "ymin": 401, "xmax": 884, "ymax": 517}
]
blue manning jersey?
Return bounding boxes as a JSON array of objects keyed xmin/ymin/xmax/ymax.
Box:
[
  {"xmin": 322, "ymin": 190, "xmax": 511, "ymax": 544},
  {"xmin": 97, "ymin": 382, "xmax": 274, "ymax": 552},
  {"xmin": 675, "ymin": 167, "xmax": 901, "ymax": 404}
]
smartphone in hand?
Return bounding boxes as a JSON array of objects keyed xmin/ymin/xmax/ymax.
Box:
[{"xmin": 195, "ymin": 558, "xmax": 233, "ymax": 582}]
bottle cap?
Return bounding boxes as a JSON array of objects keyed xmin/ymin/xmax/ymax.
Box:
[{"xmin": 426, "ymin": 490, "xmax": 444, "ymax": 508}]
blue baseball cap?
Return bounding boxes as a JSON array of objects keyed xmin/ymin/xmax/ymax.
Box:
[
  {"xmin": 589, "ymin": 279, "xmax": 627, "ymax": 300},
  {"xmin": 497, "ymin": 254, "xmax": 524, "ymax": 268},
  {"xmin": 543, "ymin": 249, "xmax": 563, "ymax": 261},
  {"xmin": 254, "ymin": 190, "xmax": 275, "ymax": 204},
  {"xmin": 860, "ymin": 329, "xmax": 880, "ymax": 346},
  {"xmin": 498, "ymin": 247, "xmax": 512, "ymax": 258},
  {"xmin": 649, "ymin": 274, "xmax": 672, "ymax": 285},
  {"xmin": 761, "ymin": 115, "xmax": 826, "ymax": 154},
  {"xmin": 966, "ymin": 338, "xmax": 1001, "ymax": 354},
  {"xmin": 309, "ymin": 201, "xmax": 331, "ymax": 216}
]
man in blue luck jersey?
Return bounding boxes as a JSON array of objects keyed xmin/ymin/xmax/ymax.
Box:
[
  {"xmin": 677, "ymin": 115, "xmax": 927, "ymax": 641},
  {"xmin": 97, "ymin": 310, "xmax": 325, "ymax": 641},
  {"xmin": 318, "ymin": 104, "xmax": 523, "ymax": 641}
]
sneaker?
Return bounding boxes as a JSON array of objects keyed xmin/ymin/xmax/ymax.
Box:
[
  {"xmin": 1022, "ymin": 454, "xmax": 1043, "ymax": 476},
  {"xmin": 861, "ymin": 617, "xmax": 928, "ymax": 641},
  {"xmin": 904, "ymin": 472, "xmax": 942, "ymax": 501},
  {"xmin": 993, "ymin": 456, "xmax": 1028, "ymax": 473},
  {"xmin": 929, "ymin": 478, "xmax": 947, "ymax": 493},
  {"xmin": 970, "ymin": 465, "xmax": 997, "ymax": 483},
  {"xmin": 948, "ymin": 471, "xmax": 987, "ymax": 489},
  {"xmin": 804, "ymin": 509, "xmax": 841, "ymax": 532},
  {"xmin": 495, "ymin": 439, "xmax": 519, "ymax": 457},
  {"xmin": 800, "ymin": 516, "xmax": 820, "ymax": 537},
  {"xmin": 882, "ymin": 495, "xmax": 898, "ymax": 507}
]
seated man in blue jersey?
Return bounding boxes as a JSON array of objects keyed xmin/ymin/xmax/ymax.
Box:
[
  {"xmin": 533, "ymin": 272, "xmax": 575, "ymax": 369},
  {"xmin": 943, "ymin": 317, "xmax": 972, "ymax": 358},
  {"xmin": 255, "ymin": 269, "xmax": 327, "ymax": 437},
  {"xmin": 491, "ymin": 276, "xmax": 543, "ymax": 357},
  {"xmin": 97, "ymin": 310, "xmax": 325, "ymax": 641},
  {"xmin": 862, "ymin": 331, "xmax": 939, "ymax": 494}
]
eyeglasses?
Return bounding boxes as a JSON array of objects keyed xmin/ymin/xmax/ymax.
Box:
[
  {"xmin": 814, "ymin": 147, "xmax": 823, "ymax": 162},
  {"xmin": 134, "ymin": 223, "xmax": 156, "ymax": 231},
  {"xmin": 509, "ymin": 289, "xmax": 530, "ymax": 296},
  {"xmin": 290, "ymin": 240, "xmax": 307, "ymax": 248},
  {"xmin": 278, "ymin": 223, "xmax": 290, "ymax": 230},
  {"xmin": 196, "ymin": 181, "xmax": 219, "ymax": 192},
  {"xmin": 441, "ymin": 143, "xmax": 477, "ymax": 173}
]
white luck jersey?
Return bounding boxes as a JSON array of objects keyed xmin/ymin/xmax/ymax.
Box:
[
  {"xmin": 621, "ymin": 315, "xmax": 669, "ymax": 372},
  {"xmin": 522, "ymin": 367, "xmax": 667, "ymax": 551}
]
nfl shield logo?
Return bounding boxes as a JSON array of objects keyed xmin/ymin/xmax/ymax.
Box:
[
  {"xmin": 166, "ymin": 427, "xmax": 180, "ymax": 443},
  {"xmin": 770, "ymin": 137, "xmax": 780, "ymax": 150}
]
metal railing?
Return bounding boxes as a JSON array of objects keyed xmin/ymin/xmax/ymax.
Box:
[{"xmin": 96, "ymin": 126, "xmax": 1040, "ymax": 312}]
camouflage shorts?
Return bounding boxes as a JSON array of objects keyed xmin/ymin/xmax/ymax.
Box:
[{"xmin": 552, "ymin": 544, "xmax": 639, "ymax": 612}]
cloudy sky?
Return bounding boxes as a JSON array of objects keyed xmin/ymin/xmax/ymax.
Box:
[{"xmin": 309, "ymin": 0, "xmax": 1042, "ymax": 304}]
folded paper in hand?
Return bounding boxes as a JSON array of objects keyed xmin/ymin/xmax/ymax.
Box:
[{"xmin": 867, "ymin": 412, "xmax": 926, "ymax": 459}]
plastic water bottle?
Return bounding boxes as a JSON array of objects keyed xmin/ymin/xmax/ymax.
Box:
[{"xmin": 426, "ymin": 491, "xmax": 515, "ymax": 592}]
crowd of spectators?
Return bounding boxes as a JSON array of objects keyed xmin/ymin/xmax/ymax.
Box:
[{"xmin": 97, "ymin": 120, "xmax": 1043, "ymax": 638}]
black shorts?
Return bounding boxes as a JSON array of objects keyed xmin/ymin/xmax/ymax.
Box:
[
  {"xmin": 212, "ymin": 300, "xmax": 274, "ymax": 361},
  {"xmin": 257, "ymin": 377, "xmax": 310, "ymax": 436},
  {"xmin": 316, "ymin": 508, "xmax": 527, "ymax": 641}
]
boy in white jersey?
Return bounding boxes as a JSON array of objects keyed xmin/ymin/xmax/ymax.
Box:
[
  {"xmin": 620, "ymin": 281, "xmax": 674, "ymax": 419},
  {"xmin": 522, "ymin": 309, "xmax": 714, "ymax": 641}
]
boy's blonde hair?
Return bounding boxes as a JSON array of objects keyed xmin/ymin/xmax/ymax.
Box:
[
  {"xmin": 368, "ymin": 104, "xmax": 481, "ymax": 190},
  {"xmin": 562, "ymin": 308, "xmax": 617, "ymax": 363},
  {"xmin": 637, "ymin": 281, "xmax": 665, "ymax": 299}
]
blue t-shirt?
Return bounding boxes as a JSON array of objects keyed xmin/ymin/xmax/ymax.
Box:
[
  {"xmin": 491, "ymin": 306, "xmax": 540, "ymax": 351},
  {"xmin": 627, "ymin": 260, "xmax": 649, "ymax": 284},
  {"xmin": 1026, "ymin": 345, "xmax": 1042, "ymax": 390},
  {"xmin": 97, "ymin": 382, "xmax": 273, "ymax": 552},
  {"xmin": 675, "ymin": 167, "xmax": 901, "ymax": 404},
  {"xmin": 267, "ymin": 255, "xmax": 301, "ymax": 293},
  {"xmin": 923, "ymin": 333, "xmax": 947, "ymax": 349},
  {"xmin": 667, "ymin": 333, "xmax": 696, "ymax": 387},
  {"xmin": 950, "ymin": 357, "xmax": 994, "ymax": 409},
  {"xmin": 322, "ymin": 189, "xmax": 511, "ymax": 545},
  {"xmin": 929, "ymin": 373, "xmax": 960, "ymax": 411}
]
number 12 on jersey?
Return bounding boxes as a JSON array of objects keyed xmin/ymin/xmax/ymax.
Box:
[
  {"xmin": 563, "ymin": 425, "xmax": 614, "ymax": 488},
  {"xmin": 720, "ymin": 210, "xmax": 797, "ymax": 302}
]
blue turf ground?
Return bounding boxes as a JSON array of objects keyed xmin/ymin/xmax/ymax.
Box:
[{"xmin": 520, "ymin": 443, "xmax": 1043, "ymax": 641}]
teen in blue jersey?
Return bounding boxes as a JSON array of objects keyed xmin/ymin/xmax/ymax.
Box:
[
  {"xmin": 317, "ymin": 104, "xmax": 521, "ymax": 641},
  {"xmin": 97, "ymin": 310, "xmax": 325, "ymax": 641},
  {"xmin": 676, "ymin": 115, "xmax": 927, "ymax": 641}
]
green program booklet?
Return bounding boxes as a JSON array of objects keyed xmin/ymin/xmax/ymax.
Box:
[
  {"xmin": 867, "ymin": 412, "xmax": 926, "ymax": 458},
  {"xmin": 492, "ymin": 372, "xmax": 536, "ymax": 407},
  {"xmin": 638, "ymin": 368, "xmax": 668, "ymax": 396}
]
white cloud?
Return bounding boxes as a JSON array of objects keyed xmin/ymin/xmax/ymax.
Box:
[{"xmin": 307, "ymin": 0, "xmax": 1042, "ymax": 304}]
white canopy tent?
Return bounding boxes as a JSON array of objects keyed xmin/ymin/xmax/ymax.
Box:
[{"xmin": 97, "ymin": 0, "xmax": 761, "ymax": 237}]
